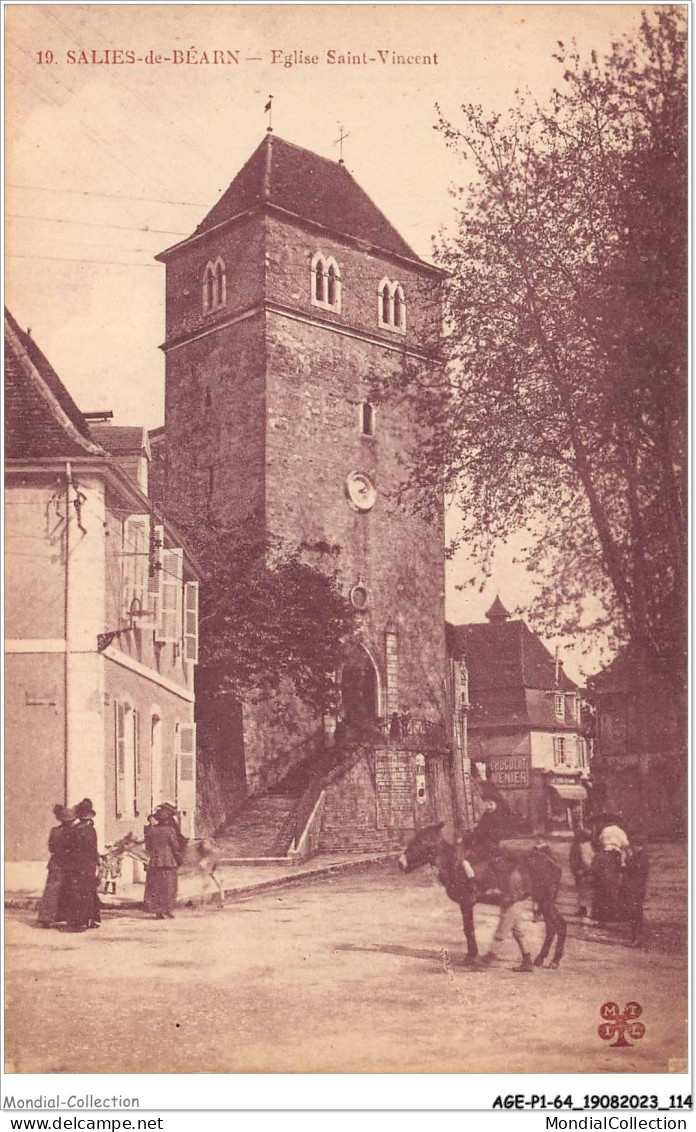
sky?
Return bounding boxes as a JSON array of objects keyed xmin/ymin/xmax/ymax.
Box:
[{"xmin": 5, "ymin": 3, "xmax": 649, "ymax": 679}]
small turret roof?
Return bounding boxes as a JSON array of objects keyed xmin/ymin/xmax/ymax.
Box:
[{"xmin": 485, "ymin": 595, "xmax": 510, "ymax": 621}]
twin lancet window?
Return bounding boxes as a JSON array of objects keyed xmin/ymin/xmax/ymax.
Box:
[
  {"xmin": 202, "ymin": 258, "xmax": 226, "ymax": 312},
  {"xmin": 378, "ymin": 279, "xmax": 406, "ymax": 332},
  {"xmin": 311, "ymin": 252, "xmax": 342, "ymax": 312},
  {"xmin": 311, "ymin": 252, "xmax": 406, "ymax": 332},
  {"xmin": 201, "ymin": 250, "xmax": 406, "ymax": 334}
]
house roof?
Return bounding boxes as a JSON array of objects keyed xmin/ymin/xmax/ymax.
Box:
[
  {"xmin": 90, "ymin": 424, "xmax": 151, "ymax": 458},
  {"xmin": 161, "ymin": 134, "xmax": 430, "ymax": 267},
  {"xmin": 4, "ymin": 309, "xmax": 103, "ymax": 459},
  {"xmin": 447, "ymin": 619, "xmax": 577, "ymax": 693}
]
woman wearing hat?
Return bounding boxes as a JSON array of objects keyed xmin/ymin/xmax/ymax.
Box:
[
  {"xmin": 53, "ymin": 800, "xmax": 100, "ymax": 932},
  {"xmin": 37, "ymin": 805, "xmax": 76, "ymax": 928},
  {"xmin": 144, "ymin": 805, "xmax": 183, "ymax": 919},
  {"xmin": 74, "ymin": 799, "xmax": 101, "ymax": 928}
]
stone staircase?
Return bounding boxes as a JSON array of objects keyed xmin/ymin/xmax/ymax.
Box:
[
  {"xmin": 214, "ymin": 750, "xmax": 344, "ymax": 861},
  {"xmin": 215, "ymin": 794, "xmax": 299, "ymax": 859}
]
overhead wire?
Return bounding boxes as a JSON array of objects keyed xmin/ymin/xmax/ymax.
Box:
[
  {"xmin": 7, "ymin": 212, "xmax": 187, "ymax": 236},
  {"xmin": 44, "ymin": 8, "xmax": 231, "ymax": 191},
  {"xmin": 7, "ymin": 184, "xmax": 206, "ymax": 208},
  {"xmin": 7, "ymin": 41, "xmax": 175, "ymax": 199},
  {"xmin": 6, "ymin": 254, "xmax": 161, "ymax": 268}
]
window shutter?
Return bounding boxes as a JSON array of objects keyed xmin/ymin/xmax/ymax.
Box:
[
  {"xmin": 184, "ymin": 581, "xmax": 199, "ymax": 664},
  {"xmin": 156, "ymin": 548, "xmax": 183, "ymax": 642},
  {"xmin": 133, "ymin": 708, "xmax": 142, "ymax": 816},
  {"xmin": 122, "ymin": 514, "xmax": 150, "ymax": 620},
  {"xmin": 148, "ymin": 524, "xmax": 164, "ymax": 611},
  {"xmin": 179, "ymin": 724, "xmax": 196, "ymax": 783},
  {"xmin": 115, "ymin": 701, "xmax": 126, "ymax": 818}
]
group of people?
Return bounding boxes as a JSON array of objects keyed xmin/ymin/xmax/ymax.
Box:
[
  {"xmin": 570, "ymin": 816, "xmax": 649, "ymax": 945},
  {"xmin": 37, "ymin": 800, "xmax": 186, "ymax": 930},
  {"xmin": 455, "ymin": 785, "xmax": 649, "ymax": 968},
  {"xmin": 37, "ymin": 799, "xmax": 101, "ymax": 932}
]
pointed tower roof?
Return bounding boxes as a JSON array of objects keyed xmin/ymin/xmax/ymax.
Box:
[
  {"xmin": 158, "ymin": 134, "xmax": 441, "ymax": 271},
  {"xmin": 485, "ymin": 595, "xmax": 510, "ymax": 622}
]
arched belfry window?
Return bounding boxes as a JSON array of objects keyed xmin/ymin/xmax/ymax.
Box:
[
  {"xmin": 314, "ymin": 257, "xmax": 325, "ymax": 301},
  {"xmin": 327, "ymin": 263, "xmax": 337, "ymax": 307},
  {"xmin": 203, "ymin": 267, "xmax": 215, "ymax": 312},
  {"xmin": 203, "ymin": 257, "xmax": 226, "ymax": 312},
  {"xmin": 360, "ymin": 401, "xmax": 375, "ymax": 437},
  {"xmin": 381, "ymin": 286, "xmax": 391, "ymax": 324},
  {"xmin": 311, "ymin": 251, "xmax": 341, "ymax": 312},
  {"xmin": 393, "ymin": 285, "xmax": 405, "ymax": 330},
  {"xmin": 378, "ymin": 278, "xmax": 406, "ymax": 333}
]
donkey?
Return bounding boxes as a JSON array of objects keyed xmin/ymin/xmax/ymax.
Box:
[{"xmin": 398, "ymin": 822, "xmax": 567, "ymax": 969}]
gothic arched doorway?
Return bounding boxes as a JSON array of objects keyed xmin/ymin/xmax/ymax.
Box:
[{"xmin": 341, "ymin": 646, "xmax": 379, "ymax": 729}]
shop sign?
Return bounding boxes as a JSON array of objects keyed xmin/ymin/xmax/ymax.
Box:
[{"xmin": 489, "ymin": 755, "xmax": 530, "ymax": 788}]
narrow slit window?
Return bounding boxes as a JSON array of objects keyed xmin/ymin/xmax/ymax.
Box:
[
  {"xmin": 315, "ymin": 260, "xmax": 325, "ymax": 302},
  {"xmin": 361, "ymin": 402, "xmax": 374, "ymax": 436}
]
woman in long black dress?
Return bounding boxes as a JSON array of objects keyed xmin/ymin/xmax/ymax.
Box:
[
  {"xmin": 144, "ymin": 806, "xmax": 182, "ymax": 919},
  {"xmin": 56, "ymin": 804, "xmax": 100, "ymax": 932},
  {"xmin": 37, "ymin": 805, "xmax": 76, "ymax": 928},
  {"xmin": 74, "ymin": 798, "xmax": 101, "ymax": 928}
]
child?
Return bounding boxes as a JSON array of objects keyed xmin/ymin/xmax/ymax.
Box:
[{"xmin": 98, "ymin": 845, "xmax": 123, "ymax": 895}]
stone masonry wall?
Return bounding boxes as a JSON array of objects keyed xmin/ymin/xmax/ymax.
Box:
[
  {"xmin": 319, "ymin": 748, "xmax": 453, "ymax": 852},
  {"xmin": 264, "ymin": 303, "xmax": 448, "ymax": 728}
]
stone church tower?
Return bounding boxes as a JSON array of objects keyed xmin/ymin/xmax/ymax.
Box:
[{"xmin": 157, "ymin": 135, "xmax": 456, "ymax": 842}]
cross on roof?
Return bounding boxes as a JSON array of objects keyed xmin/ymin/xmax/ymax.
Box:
[{"xmin": 334, "ymin": 124, "xmax": 350, "ymax": 165}]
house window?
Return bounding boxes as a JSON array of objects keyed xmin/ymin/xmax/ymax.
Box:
[
  {"xmin": 378, "ymin": 278, "xmax": 406, "ymax": 332},
  {"xmin": 576, "ymin": 737, "xmax": 587, "ymax": 767},
  {"xmin": 311, "ymin": 251, "xmax": 341, "ymax": 312},
  {"xmin": 553, "ymin": 736, "xmax": 567, "ymax": 766},
  {"xmin": 360, "ymin": 402, "xmax": 375, "ymax": 436},
  {"xmin": 114, "ymin": 701, "xmax": 137, "ymax": 819},
  {"xmin": 202, "ymin": 257, "xmax": 226, "ymax": 312},
  {"xmin": 554, "ymin": 692, "xmax": 565, "ymax": 720},
  {"xmin": 122, "ymin": 514, "xmax": 152, "ymax": 622}
]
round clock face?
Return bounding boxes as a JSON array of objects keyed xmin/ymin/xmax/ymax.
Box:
[
  {"xmin": 349, "ymin": 584, "xmax": 369, "ymax": 610},
  {"xmin": 345, "ymin": 472, "xmax": 377, "ymax": 512}
]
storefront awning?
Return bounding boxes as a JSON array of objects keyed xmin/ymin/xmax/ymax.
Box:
[{"xmin": 548, "ymin": 784, "xmax": 587, "ymax": 802}]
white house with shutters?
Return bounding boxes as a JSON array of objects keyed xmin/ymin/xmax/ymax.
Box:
[{"xmin": 5, "ymin": 311, "xmax": 201, "ymax": 890}]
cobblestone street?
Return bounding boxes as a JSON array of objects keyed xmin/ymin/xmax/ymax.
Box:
[{"xmin": 5, "ymin": 844, "xmax": 687, "ymax": 1075}]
